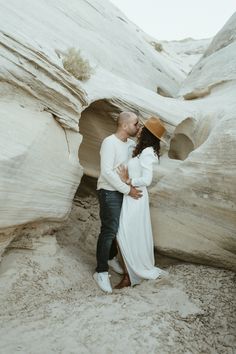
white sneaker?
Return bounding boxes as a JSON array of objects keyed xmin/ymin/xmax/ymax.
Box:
[
  {"xmin": 93, "ymin": 272, "xmax": 112, "ymax": 293},
  {"xmin": 108, "ymin": 257, "xmax": 124, "ymax": 275}
]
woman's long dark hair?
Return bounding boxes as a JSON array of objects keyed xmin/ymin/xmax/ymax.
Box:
[{"xmin": 133, "ymin": 127, "xmax": 160, "ymax": 159}]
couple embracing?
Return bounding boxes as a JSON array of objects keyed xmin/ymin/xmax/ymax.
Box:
[{"xmin": 93, "ymin": 111, "xmax": 167, "ymax": 293}]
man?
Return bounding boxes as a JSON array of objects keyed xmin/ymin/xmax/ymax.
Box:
[{"xmin": 93, "ymin": 111, "xmax": 142, "ymax": 293}]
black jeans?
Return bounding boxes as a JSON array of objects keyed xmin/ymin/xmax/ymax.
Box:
[{"xmin": 96, "ymin": 189, "xmax": 123, "ymax": 273}]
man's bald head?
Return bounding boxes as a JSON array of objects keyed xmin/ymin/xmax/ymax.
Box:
[
  {"xmin": 116, "ymin": 111, "xmax": 140, "ymax": 138},
  {"xmin": 117, "ymin": 111, "xmax": 138, "ymax": 127}
]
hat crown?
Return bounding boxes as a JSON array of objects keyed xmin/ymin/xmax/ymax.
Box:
[{"xmin": 144, "ymin": 117, "xmax": 166, "ymax": 140}]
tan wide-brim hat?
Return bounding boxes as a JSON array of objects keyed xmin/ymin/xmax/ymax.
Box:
[{"xmin": 140, "ymin": 116, "xmax": 167, "ymax": 143}]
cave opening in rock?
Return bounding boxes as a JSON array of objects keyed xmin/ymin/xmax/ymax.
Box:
[
  {"xmin": 78, "ymin": 99, "xmax": 120, "ymax": 178},
  {"xmin": 168, "ymin": 133, "xmax": 194, "ymax": 160},
  {"xmin": 168, "ymin": 117, "xmax": 195, "ymax": 161},
  {"xmin": 77, "ymin": 99, "xmax": 120, "ymax": 196}
]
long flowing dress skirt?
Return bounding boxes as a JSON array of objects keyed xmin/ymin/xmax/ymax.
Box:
[{"xmin": 117, "ymin": 186, "xmax": 163, "ymax": 286}]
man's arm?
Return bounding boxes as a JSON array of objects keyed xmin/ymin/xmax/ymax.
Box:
[
  {"xmin": 128, "ymin": 185, "xmax": 142, "ymax": 199},
  {"xmin": 100, "ymin": 139, "xmax": 130, "ymax": 194}
]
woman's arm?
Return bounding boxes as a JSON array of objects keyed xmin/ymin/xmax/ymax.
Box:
[{"xmin": 131, "ymin": 148, "xmax": 158, "ymax": 187}]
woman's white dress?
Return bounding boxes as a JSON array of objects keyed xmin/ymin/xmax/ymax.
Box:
[{"xmin": 117, "ymin": 147, "xmax": 163, "ymax": 286}]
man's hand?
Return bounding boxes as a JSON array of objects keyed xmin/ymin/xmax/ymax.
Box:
[{"xmin": 128, "ymin": 186, "xmax": 142, "ymax": 199}]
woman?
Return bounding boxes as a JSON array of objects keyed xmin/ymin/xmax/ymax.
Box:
[{"xmin": 115, "ymin": 116, "xmax": 167, "ymax": 289}]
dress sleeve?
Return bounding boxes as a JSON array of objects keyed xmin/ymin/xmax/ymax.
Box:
[{"xmin": 131, "ymin": 148, "xmax": 158, "ymax": 187}]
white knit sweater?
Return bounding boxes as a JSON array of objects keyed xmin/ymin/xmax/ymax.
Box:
[{"xmin": 97, "ymin": 134, "xmax": 135, "ymax": 194}]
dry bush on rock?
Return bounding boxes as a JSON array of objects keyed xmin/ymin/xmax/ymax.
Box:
[
  {"xmin": 62, "ymin": 47, "xmax": 93, "ymax": 81},
  {"xmin": 150, "ymin": 41, "xmax": 163, "ymax": 52}
]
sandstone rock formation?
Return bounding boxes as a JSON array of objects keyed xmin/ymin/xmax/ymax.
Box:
[
  {"xmin": 0, "ymin": 0, "xmax": 195, "ymax": 255},
  {"xmin": 0, "ymin": 0, "xmax": 235, "ymax": 270},
  {"xmin": 151, "ymin": 13, "xmax": 236, "ymax": 270}
]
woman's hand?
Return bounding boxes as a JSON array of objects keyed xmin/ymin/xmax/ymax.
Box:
[{"xmin": 117, "ymin": 165, "xmax": 131, "ymax": 184}]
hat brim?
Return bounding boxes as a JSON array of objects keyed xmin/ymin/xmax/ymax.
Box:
[{"xmin": 139, "ymin": 117, "xmax": 168, "ymax": 144}]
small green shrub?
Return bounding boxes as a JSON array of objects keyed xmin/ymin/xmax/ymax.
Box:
[
  {"xmin": 150, "ymin": 41, "xmax": 163, "ymax": 52},
  {"xmin": 62, "ymin": 47, "xmax": 93, "ymax": 81}
]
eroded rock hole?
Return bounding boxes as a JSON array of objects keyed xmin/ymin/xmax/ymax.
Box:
[
  {"xmin": 168, "ymin": 133, "xmax": 194, "ymax": 160},
  {"xmin": 78, "ymin": 99, "xmax": 120, "ymax": 177},
  {"xmin": 168, "ymin": 117, "xmax": 195, "ymax": 161}
]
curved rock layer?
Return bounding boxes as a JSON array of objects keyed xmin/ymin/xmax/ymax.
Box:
[
  {"xmin": 0, "ymin": 87, "xmax": 82, "ymax": 229},
  {"xmin": 0, "ymin": 0, "xmax": 187, "ymax": 97}
]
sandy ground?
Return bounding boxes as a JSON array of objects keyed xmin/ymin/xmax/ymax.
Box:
[{"xmin": 0, "ymin": 179, "xmax": 235, "ymax": 354}]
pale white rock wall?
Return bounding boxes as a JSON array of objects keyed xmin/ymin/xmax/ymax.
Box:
[
  {"xmin": 0, "ymin": 87, "xmax": 82, "ymax": 229},
  {"xmin": 151, "ymin": 12, "xmax": 236, "ymax": 270},
  {"xmin": 151, "ymin": 90, "xmax": 236, "ymax": 270}
]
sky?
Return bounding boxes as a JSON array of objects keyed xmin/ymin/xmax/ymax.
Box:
[{"xmin": 110, "ymin": 0, "xmax": 236, "ymax": 40}]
